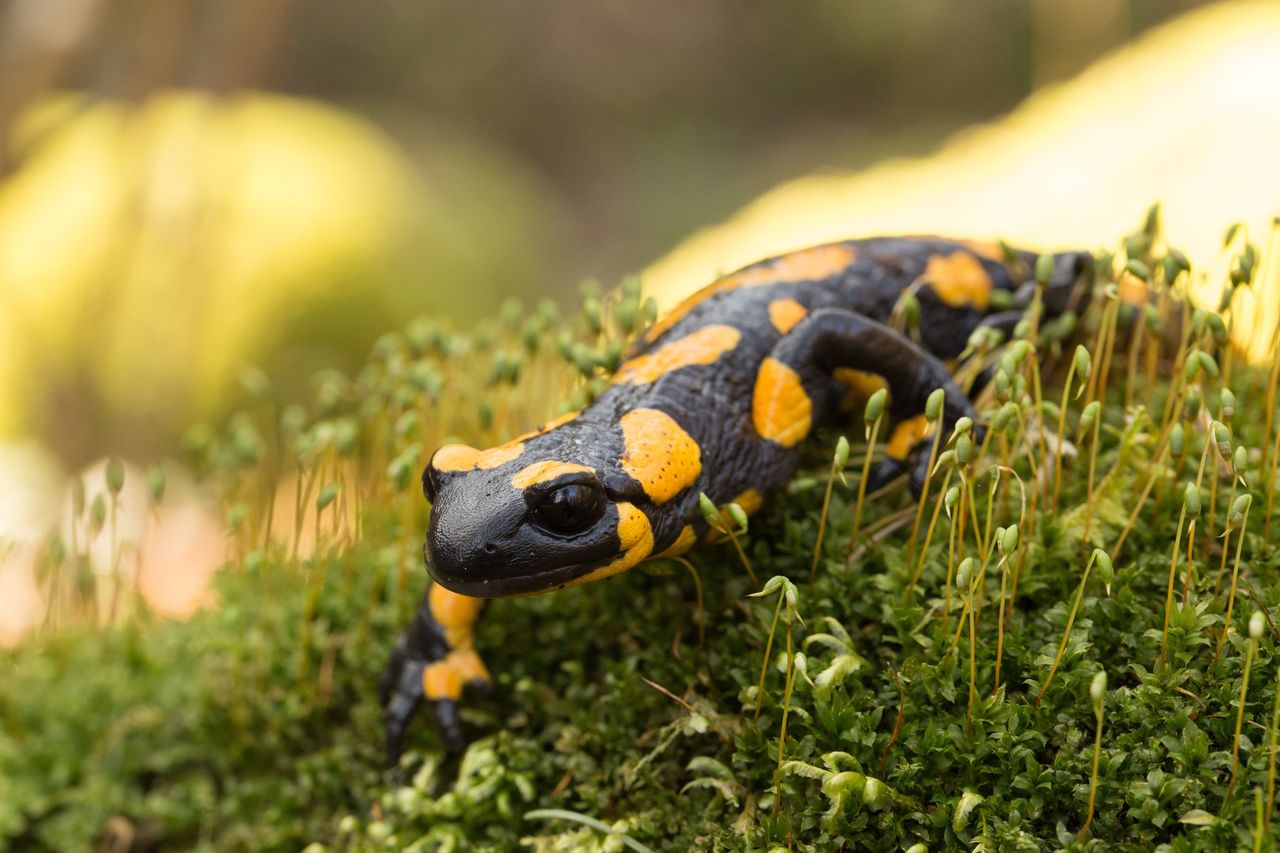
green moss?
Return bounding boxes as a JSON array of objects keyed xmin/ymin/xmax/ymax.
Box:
[{"xmin": 6, "ymin": 221, "xmax": 1280, "ymax": 850}]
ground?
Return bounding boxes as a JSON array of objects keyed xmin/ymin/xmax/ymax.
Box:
[{"xmin": 3, "ymin": 220, "xmax": 1280, "ymax": 851}]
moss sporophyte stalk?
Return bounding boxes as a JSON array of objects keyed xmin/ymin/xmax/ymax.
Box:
[{"xmin": 9, "ymin": 219, "xmax": 1280, "ymax": 849}]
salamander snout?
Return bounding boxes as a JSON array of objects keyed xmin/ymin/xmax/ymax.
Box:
[{"xmin": 421, "ymin": 446, "xmax": 634, "ymax": 598}]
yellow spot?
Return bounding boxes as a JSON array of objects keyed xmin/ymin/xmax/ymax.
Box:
[
  {"xmin": 613, "ymin": 324, "xmax": 741, "ymax": 384},
  {"xmin": 706, "ymin": 489, "xmax": 764, "ymax": 543},
  {"xmin": 616, "ymin": 500, "xmax": 652, "ymax": 550},
  {"xmin": 449, "ymin": 648, "xmax": 490, "ymax": 683},
  {"xmin": 733, "ymin": 489, "xmax": 765, "ymax": 515},
  {"xmin": 642, "ymin": 243, "xmax": 856, "ymax": 343},
  {"xmin": 768, "ymin": 298, "xmax": 808, "ymax": 334},
  {"xmin": 432, "ymin": 441, "xmax": 524, "ymax": 473},
  {"xmin": 727, "ymin": 243, "xmax": 859, "ymax": 289},
  {"xmin": 1119, "ymin": 271, "xmax": 1149, "ymax": 306},
  {"xmin": 924, "ymin": 251, "xmax": 993, "ymax": 311},
  {"xmin": 541, "ymin": 410, "xmax": 580, "ymax": 431},
  {"xmin": 655, "ymin": 525, "xmax": 696, "ymax": 558},
  {"xmin": 509, "ymin": 409, "xmax": 581, "ymax": 443},
  {"xmin": 619, "ymin": 408, "xmax": 702, "ymax": 504},
  {"xmin": 906, "ymin": 236, "xmax": 1006, "ymax": 263},
  {"xmin": 422, "ymin": 649, "xmax": 490, "ymax": 700},
  {"xmin": 510, "ymin": 460, "xmax": 595, "ymax": 490},
  {"xmin": 423, "ymin": 660, "xmax": 463, "ymax": 700},
  {"xmin": 563, "ymin": 502, "xmax": 655, "ymax": 588},
  {"xmin": 429, "ymin": 584, "xmax": 485, "ymax": 648},
  {"xmin": 752, "ymin": 357, "xmax": 812, "ymax": 447},
  {"xmin": 833, "ymin": 368, "xmax": 889, "ymax": 408},
  {"xmin": 957, "ymin": 239, "xmax": 1005, "ymax": 262},
  {"xmin": 422, "ymin": 586, "xmax": 490, "ymax": 698},
  {"xmin": 886, "ymin": 415, "xmax": 930, "ymax": 460}
]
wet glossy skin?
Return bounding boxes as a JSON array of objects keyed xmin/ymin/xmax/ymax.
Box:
[
  {"xmin": 382, "ymin": 235, "xmax": 1091, "ymax": 758},
  {"xmin": 421, "ymin": 236, "xmax": 1084, "ymax": 597}
]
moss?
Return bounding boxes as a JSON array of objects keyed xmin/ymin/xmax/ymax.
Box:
[{"xmin": 5, "ymin": 219, "xmax": 1280, "ymax": 850}]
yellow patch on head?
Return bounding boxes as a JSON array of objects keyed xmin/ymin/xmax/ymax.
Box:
[
  {"xmin": 613, "ymin": 324, "xmax": 742, "ymax": 385},
  {"xmin": 642, "ymin": 243, "xmax": 856, "ymax": 344},
  {"xmin": 924, "ymin": 251, "xmax": 993, "ymax": 311},
  {"xmin": 510, "ymin": 460, "xmax": 595, "ymax": 490},
  {"xmin": 509, "ymin": 409, "xmax": 581, "ymax": 443},
  {"xmin": 432, "ymin": 441, "xmax": 525, "ymax": 473},
  {"xmin": 563, "ymin": 502, "xmax": 655, "ymax": 588},
  {"xmin": 615, "ymin": 501, "xmax": 653, "ymax": 551},
  {"xmin": 768, "ymin": 298, "xmax": 808, "ymax": 334},
  {"xmin": 886, "ymin": 415, "xmax": 931, "ymax": 461},
  {"xmin": 655, "ymin": 525, "xmax": 696, "ymax": 558},
  {"xmin": 541, "ymin": 410, "xmax": 581, "ymax": 431},
  {"xmin": 619, "ymin": 408, "xmax": 702, "ymax": 504},
  {"xmin": 429, "ymin": 585, "xmax": 486, "ymax": 647},
  {"xmin": 752, "ymin": 357, "xmax": 812, "ymax": 447}
]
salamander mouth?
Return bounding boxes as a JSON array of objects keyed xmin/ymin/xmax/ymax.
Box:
[{"xmin": 425, "ymin": 555, "xmax": 599, "ymax": 598}]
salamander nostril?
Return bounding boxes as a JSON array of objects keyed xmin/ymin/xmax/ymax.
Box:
[{"xmin": 483, "ymin": 543, "xmax": 497, "ymax": 555}]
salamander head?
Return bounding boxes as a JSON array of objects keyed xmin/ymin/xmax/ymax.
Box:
[{"xmin": 421, "ymin": 420, "xmax": 656, "ymax": 597}]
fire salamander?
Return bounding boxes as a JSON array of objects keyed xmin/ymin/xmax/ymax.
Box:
[{"xmin": 381, "ymin": 236, "xmax": 1092, "ymax": 759}]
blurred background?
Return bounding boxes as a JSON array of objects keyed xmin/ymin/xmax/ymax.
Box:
[
  {"xmin": 0, "ymin": 0, "xmax": 1245, "ymax": 464},
  {"xmin": 2, "ymin": 0, "xmax": 1280, "ymax": 638}
]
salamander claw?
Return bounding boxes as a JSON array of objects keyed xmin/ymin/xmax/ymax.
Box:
[
  {"xmin": 381, "ymin": 633, "xmax": 495, "ymax": 761},
  {"xmin": 382, "ymin": 649, "xmax": 426, "ymax": 766},
  {"xmin": 431, "ymin": 699, "xmax": 468, "ymax": 754}
]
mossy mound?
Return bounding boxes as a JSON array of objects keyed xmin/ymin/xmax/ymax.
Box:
[{"xmin": 5, "ymin": 216, "xmax": 1280, "ymax": 851}]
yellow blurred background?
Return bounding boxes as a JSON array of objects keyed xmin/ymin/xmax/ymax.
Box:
[{"xmin": 641, "ymin": 1, "xmax": 1280, "ymax": 347}]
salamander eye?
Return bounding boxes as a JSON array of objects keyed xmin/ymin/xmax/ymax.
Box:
[{"xmin": 532, "ymin": 483, "xmax": 606, "ymax": 534}]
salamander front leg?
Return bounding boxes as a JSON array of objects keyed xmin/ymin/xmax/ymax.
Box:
[
  {"xmin": 380, "ymin": 584, "xmax": 490, "ymax": 764},
  {"xmin": 755, "ymin": 308, "xmax": 979, "ymax": 495}
]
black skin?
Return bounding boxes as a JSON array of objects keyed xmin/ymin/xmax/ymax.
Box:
[{"xmin": 381, "ymin": 236, "xmax": 1092, "ymax": 761}]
